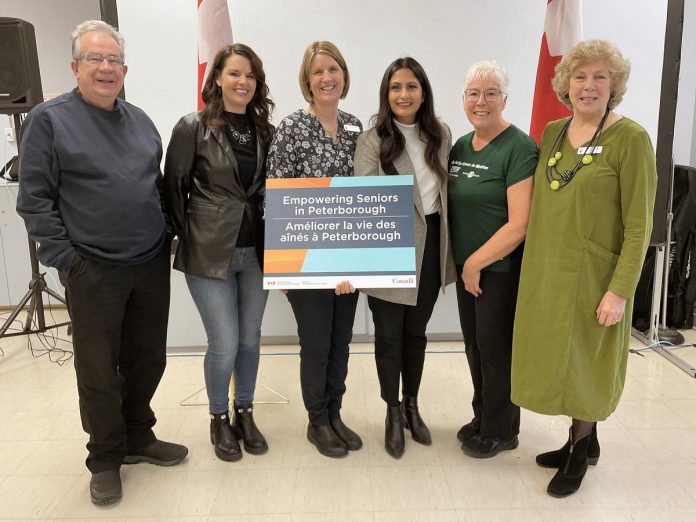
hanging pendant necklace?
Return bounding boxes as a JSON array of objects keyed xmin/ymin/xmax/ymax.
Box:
[
  {"xmin": 546, "ymin": 108, "xmax": 609, "ymax": 191},
  {"xmin": 225, "ymin": 114, "xmax": 253, "ymax": 145}
]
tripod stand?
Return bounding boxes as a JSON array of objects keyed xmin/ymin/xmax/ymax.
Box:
[{"xmin": 0, "ymin": 113, "xmax": 71, "ymax": 341}]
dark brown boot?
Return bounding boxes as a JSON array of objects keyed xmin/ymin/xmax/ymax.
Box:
[
  {"xmin": 210, "ymin": 412, "xmax": 242, "ymax": 462},
  {"xmin": 232, "ymin": 403, "xmax": 268, "ymax": 455}
]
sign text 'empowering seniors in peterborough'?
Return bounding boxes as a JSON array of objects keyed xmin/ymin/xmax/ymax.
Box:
[{"xmin": 263, "ymin": 176, "xmax": 416, "ymax": 289}]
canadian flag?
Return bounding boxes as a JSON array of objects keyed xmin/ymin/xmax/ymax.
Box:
[
  {"xmin": 529, "ymin": 0, "xmax": 583, "ymax": 143},
  {"xmin": 197, "ymin": 0, "xmax": 233, "ymax": 110}
]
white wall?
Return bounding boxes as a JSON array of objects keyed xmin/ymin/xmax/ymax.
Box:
[
  {"xmin": 0, "ymin": 0, "xmax": 101, "ymax": 307},
  {"xmin": 0, "ymin": 0, "xmax": 101, "ymax": 159},
  {"xmin": 3, "ymin": 0, "xmax": 694, "ymax": 346},
  {"xmin": 117, "ymin": 0, "xmax": 669, "ymax": 151}
]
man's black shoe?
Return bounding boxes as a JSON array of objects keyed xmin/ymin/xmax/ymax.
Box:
[
  {"xmin": 461, "ymin": 434, "xmax": 519, "ymax": 459},
  {"xmin": 90, "ymin": 470, "xmax": 122, "ymax": 506},
  {"xmin": 456, "ymin": 418, "xmax": 480, "ymax": 443},
  {"xmin": 124, "ymin": 439, "xmax": 189, "ymax": 466}
]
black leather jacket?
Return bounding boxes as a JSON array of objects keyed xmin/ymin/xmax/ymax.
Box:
[{"xmin": 164, "ymin": 112, "xmax": 268, "ymax": 279}]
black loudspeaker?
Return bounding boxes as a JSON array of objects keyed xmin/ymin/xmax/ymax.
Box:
[{"xmin": 0, "ymin": 18, "xmax": 43, "ymax": 115}]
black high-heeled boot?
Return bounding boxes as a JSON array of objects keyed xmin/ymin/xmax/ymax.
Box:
[
  {"xmin": 402, "ymin": 395, "xmax": 431, "ymax": 445},
  {"xmin": 232, "ymin": 403, "xmax": 268, "ymax": 455},
  {"xmin": 536, "ymin": 423, "xmax": 599, "ymax": 468},
  {"xmin": 385, "ymin": 404, "xmax": 405, "ymax": 459},
  {"xmin": 546, "ymin": 427, "xmax": 593, "ymax": 497},
  {"xmin": 210, "ymin": 412, "xmax": 242, "ymax": 462}
]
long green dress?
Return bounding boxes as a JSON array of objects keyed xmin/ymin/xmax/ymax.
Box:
[{"xmin": 511, "ymin": 116, "xmax": 657, "ymax": 421}]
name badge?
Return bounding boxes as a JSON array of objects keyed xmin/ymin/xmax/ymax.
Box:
[
  {"xmin": 578, "ymin": 146, "xmax": 603, "ymax": 155},
  {"xmin": 344, "ymin": 124, "xmax": 361, "ymax": 133}
]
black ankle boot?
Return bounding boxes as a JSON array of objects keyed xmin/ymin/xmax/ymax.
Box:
[
  {"xmin": 307, "ymin": 422, "xmax": 348, "ymax": 458},
  {"xmin": 330, "ymin": 417, "xmax": 363, "ymax": 451},
  {"xmin": 385, "ymin": 404, "xmax": 405, "ymax": 459},
  {"xmin": 536, "ymin": 424, "xmax": 599, "ymax": 468},
  {"xmin": 402, "ymin": 395, "xmax": 431, "ymax": 445},
  {"xmin": 546, "ymin": 428, "xmax": 593, "ymax": 497},
  {"xmin": 210, "ymin": 412, "xmax": 242, "ymax": 462},
  {"xmin": 232, "ymin": 403, "xmax": 268, "ymax": 455}
]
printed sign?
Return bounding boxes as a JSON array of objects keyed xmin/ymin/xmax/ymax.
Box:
[{"xmin": 264, "ymin": 176, "xmax": 416, "ymax": 289}]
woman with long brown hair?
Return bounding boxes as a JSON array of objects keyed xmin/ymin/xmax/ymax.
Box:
[
  {"xmin": 355, "ymin": 56, "xmax": 455, "ymax": 458},
  {"xmin": 164, "ymin": 43, "xmax": 274, "ymax": 462}
]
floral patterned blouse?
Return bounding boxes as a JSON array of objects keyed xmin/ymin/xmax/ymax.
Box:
[{"xmin": 267, "ymin": 109, "xmax": 362, "ymax": 178}]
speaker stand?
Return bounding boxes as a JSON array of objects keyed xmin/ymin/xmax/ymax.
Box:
[
  {"xmin": 0, "ymin": 238, "xmax": 71, "ymax": 340},
  {"xmin": 0, "ymin": 113, "xmax": 71, "ymax": 342}
]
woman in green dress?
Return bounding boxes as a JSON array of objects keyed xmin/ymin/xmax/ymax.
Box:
[{"xmin": 511, "ymin": 40, "xmax": 657, "ymax": 497}]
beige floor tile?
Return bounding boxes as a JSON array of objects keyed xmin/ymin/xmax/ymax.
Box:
[
  {"xmin": 209, "ymin": 513, "xmax": 291, "ymax": 522},
  {"xmin": 370, "ymin": 466, "xmax": 454, "ymax": 512},
  {"xmin": 21, "ymin": 386, "xmax": 80, "ymax": 413},
  {"xmin": 211, "ymin": 468, "xmax": 297, "ymax": 515},
  {"xmin": 0, "ymin": 410, "xmax": 84, "ymax": 441},
  {"xmin": 444, "ymin": 463, "xmax": 546, "ymax": 509},
  {"xmin": 292, "ymin": 513, "xmax": 374, "ymax": 522},
  {"xmin": 0, "ymin": 474, "xmax": 78, "ymax": 518},
  {"xmin": 0, "ymin": 329, "xmax": 695, "ymax": 520},
  {"xmin": 292, "ymin": 467, "xmax": 372, "ymax": 513},
  {"xmin": 374, "ymin": 512, "xmax": 457, "ymax": 522},
  {"xmin": 14, "ymin": 439, "xmax": 85, "ymax": 475},
  {"xmin": 127, "ymin": 517, "xmax": 208, "ymax": 522},
  {"xmin": 0, "ymin": 440, "xmax": 39, "ymax": 475},
  {"xmin": 50, "ymin": 467, "xmax": 154, "ymax": 519},
  {"xmin": 0, "ymin": 387, "xmax": 32, "ymax": 413},
  {"xmin": 663, "ymin": 399, "xmax": 696, "ymax": 429},
  {"xmin": 611, "ymin": 398, "xmax": 696, "ymax": 430},
  {"xmin": 457, "ymin": 509, "xmax": 614, "ymax": 522},
  {"xmin": 127, "ymin": 470, "xmax": 224, "ymax": 517}
]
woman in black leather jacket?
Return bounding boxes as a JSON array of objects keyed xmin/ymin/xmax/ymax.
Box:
[{"xmin": 164, "ymin": 44, "xmax": 274, "ymax": 462}]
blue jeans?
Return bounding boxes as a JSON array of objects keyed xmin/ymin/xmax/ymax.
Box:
[{"xmin": 186, "ymin": 247, "xmax": 268, "ymax": 413}]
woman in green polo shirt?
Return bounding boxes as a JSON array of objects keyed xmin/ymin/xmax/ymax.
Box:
[{"xmin": 448, "ymin": 61, "xmax": 537, "ymax": 459}]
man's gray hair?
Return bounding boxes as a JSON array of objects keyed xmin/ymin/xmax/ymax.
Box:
[{"xmin": 71, "ymin": 20, "xmax": 125, "ymax": 61}]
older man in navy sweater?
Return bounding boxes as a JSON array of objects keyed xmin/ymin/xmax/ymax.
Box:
[{"xmin": 17, "ymin": 20, "xmax": 187, "ymax": 506}]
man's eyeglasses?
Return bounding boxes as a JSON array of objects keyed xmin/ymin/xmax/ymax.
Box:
[
  {"xmin": 463, "ymin": 89, "xmax": 505, "ymax": 102},
  {"xmin": 80, "ymin": 53, "xmax": 125, "ymax": 67}
]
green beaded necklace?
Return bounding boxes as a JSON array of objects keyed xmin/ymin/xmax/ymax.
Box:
[{"xmin": 545, "ymin": 108, "xmax": 609, "ymax": 191}]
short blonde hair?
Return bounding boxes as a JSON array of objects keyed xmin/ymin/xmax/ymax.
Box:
[
  {"xmin": 299, "ymin": 41, "xmax": 350, "ymax": 103},
  {"xmin": 552, "ymin": 39, "xmax": 630, "ymax": 110}
]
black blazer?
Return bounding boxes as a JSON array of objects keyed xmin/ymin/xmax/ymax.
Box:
[{"xmin": 164, "ymin": 112, "xmax": 269, "ymax": 279}]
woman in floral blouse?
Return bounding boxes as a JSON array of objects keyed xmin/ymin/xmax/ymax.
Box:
[{"xmin": 267, "ymin": 41, "xmax": 362, "ymax": 459}]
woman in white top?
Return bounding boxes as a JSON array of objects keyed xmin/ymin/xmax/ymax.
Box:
[{"xmin": 354, "ymin": 57, "xmax": 455, "ymax": 458}]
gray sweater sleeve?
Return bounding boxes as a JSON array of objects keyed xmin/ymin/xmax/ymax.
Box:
[{"xmin": 16, "ymin": 108, "xmax": 77, "ymax": 272}]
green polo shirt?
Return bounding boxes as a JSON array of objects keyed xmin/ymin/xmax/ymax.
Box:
[{"xmin": 448, "ymin": 124, "xmax": 537, "ymax": 271}]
